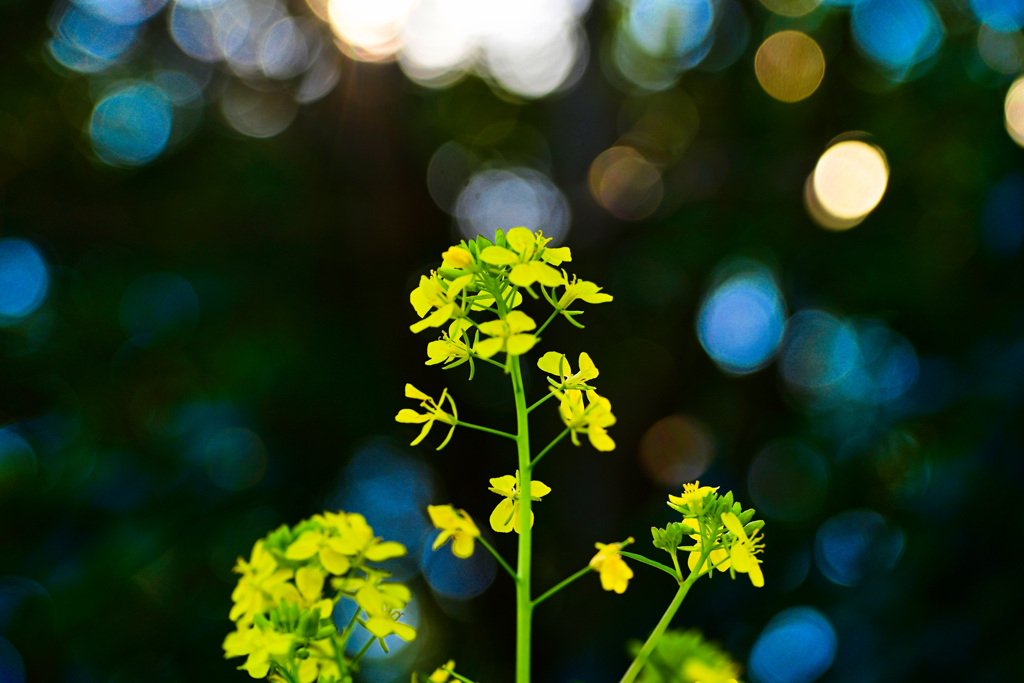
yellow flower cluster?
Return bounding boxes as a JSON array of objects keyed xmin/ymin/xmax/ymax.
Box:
[
  {"xmin": 538, "ymin": 351, "xmax": 616, "ymax": 451},
  {"xmin": 590, "ymin": 540, "xmax": 634, "ymax": 594},
  {"xmin": 224, "ymin": 512, "xmax": 416, "ymax": 681}
]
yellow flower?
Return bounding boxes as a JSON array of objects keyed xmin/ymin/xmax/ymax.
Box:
[
  {"xmin": 668, "ymin": 481, "xmax": 719, "ymax": 517},
  {"xmin": 427, "ymin": 660, "xmax": 456, "ymax": 683},
  {"xmin": 557, "ymin": 275, "xmax": 613, "ymax": 309},
  {"xmin": 355, "ymin": 582, "xmax": 417, "ymax": 641},
  {"xmin": 473, "ymin": 310, "xmax": 538, "ymax": 359},
  {"xmin": 682, "ymin": 517, "xmax": 730, "ymax": 576},
  {"xmin": 428, "ymin": 505, "xmax": 480, "ymax": 558},
  {"xmin": 488, "ymin": 470, "xmax": 551, "ymax": 533},
  {"xmin": 229, "ymin": 540, "xmax": 295, "ymax": 626},
  {"xmin": 312, "ymin": 511, "xmax": 407, "ymax": 562},
  {"xmin": 298, "ymin": 638, "xmax": 342, "ymax": 683},
  {"xmin": 536, "ymin": 350, "xmax": 599, "ymax": 389},
  {"xmin": 721, "ymin": 512, "xmax": 764, "ymax": 588},
  {"xmin": 682, "ymin": 658, "xmax": 741, "ymax": 683},
  {"xmin": 556, "ymin": 388, "xmax": 616, "ymax": 451},
  {"xmin": 284, "ymin": 528, "xmax": 352, "ymax": 576},
  {"xmin": 590, "ymin": 541, "xmax": 634, "ymax": 594},
  {"xmin": 409, "ymin": 272, "xmax": 473, "ymax": 334},
  {"xmin": 223, "ymin": 623, "xmax": 295, "ymax": 678},
  {"xmin": 395, "ymin": 384, "xmax": 458, "ymax": 449},
  {"xmin": 426, "ymin": 320, "xmax": 471, "ymax": 368},
  {"xmin": 441, "ymin": 246, "xmax": 474, "ymax": 269},
  {"xmin": 477, "ymin": 228, "xmax": 569, "ymax": 288}
]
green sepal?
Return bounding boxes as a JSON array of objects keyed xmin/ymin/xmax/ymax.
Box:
[
  {"xmin": 494, "ymin": 228, "xmax": 507, "ymax": 248},
  {"xmin": 296, "ymin": 647, "xmax": 310, "ymax": 660},
  {"xmin": 298, "ymin": 607, "xmax": 321, "ymax": 638}
]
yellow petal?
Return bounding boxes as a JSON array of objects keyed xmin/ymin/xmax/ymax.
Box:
[
  {"xmin": 441, "ymin": 246, "xmax": 473, "ymax": 269},
  {"xmin": 396, "ymin": 409, "xmax": 430, "ymax": 424},
  {"xmin": 529, "ymin": 480, "xmax": 552, "ymax": 498},
  {"xmin": 721, "ymin": 512, "xmax": 747, "ymax": 540},
  {"xmin": 432, "ymin": 529, "xmax": 454, "ymax": 551},
  {"xmin": 506, "ymin": 333, "xmax": 538, "ymax": 356},
  {"xmin": 490, "ymin": 498, "xmax": 515, "ymax": 533},
  {"xmin": 299, "ymin": 658, "xmax": 319, "ymax": 683},
  {"xmin": 405, "ymin": 384, "xmax": 431, "ymax": 400},
  {"xmin": 296, "ymin": 566, "xmax": 325, "ymax": 602},
  {"xmin": 749, "ymin": 559, "xmax": 765, "ymax": 587},
  {"xmin": 410, "ymin": 419, "xmax": 434, "ymax": 446},
  {"xmin": 506, "ymin": 227, "xmax": 536, "ymax": 253},
  {"xmin": 473, "ymin": 337, "xmax": 503, "ymax": 359},
  {"xmin": 392, "ymin": 620, "xmax": 417, "ymax": 641},
  {"xmin": 285, "ymin": 531, "xmax": 322, "ymax": 560},
  {"xmin": 533, "ymin": 262, "xmax": 565, "ymax": 287},
  {"xmin": 452, "ymin": 534, "xmax": 475, "ymax": 559},
  {"xmin": 588, "ymin": 427, "xmax": 616, "ymax": 452},
  {"xmin": 364, "ymin": 616, "xmax": 396, "ymax": 638},
  {"xmin": 319, "ymin": 547, "xmax": 351, "ymax": 575},
  {"xmin": 365, "ymin": 541, "xmax": 407, "ymax": 561},
  {"xmin": 537, "ymin": 351, "xmax": 568, "ymax": 376},
  {"xmin": 504, "ymin": 310, "xmax": 536, "ymax": 332},
  {"xmin": 488, "ymin": 475, "xmax": 517, "ymax": 494},
  {"xmin": 542, "ymin": 246, "xmax": 572, "ymax": 265},
  {"xmin": 428, "ymin": 504, "xmax": 459, "ymax": 529},
  {"xmin": 577, "ymin": 352, "xmax": 598, "ymax": 380},
  {"xmin": 479, "ymin": 245, "xmax": 519, "ymax": 265},
  {"xmin": 476, "ymin": 318, "xmax": 507, "ymax": 336}
]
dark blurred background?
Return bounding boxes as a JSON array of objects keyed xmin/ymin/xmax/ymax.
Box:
[{"xmin": 2, "ymin": 0, "xmax": 1023, "ymax": 681}]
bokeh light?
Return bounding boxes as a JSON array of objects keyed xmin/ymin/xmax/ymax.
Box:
[
  {"xmin": 836, "ymin": 322, "xmax": 919, "ymax": 404},
  {"xmin": 48, "ymin": 3, "xmax": 141, "ymax": 73},
  {"xmin": 454, "ymin": 167, "xmax": 570, "ymax": 243},
  {"xmin": 0, "ymin": 239, "xmax": 50, "ymax": 325},
  {"xmin": 628, "ymin": 0, "xmax": 715, "ymax": 61},
  {"xmin": 977, "ymin": 25, "xmax": 1024, "ymax": 75},
  {"xmin": 747, "ymin": 440, "xmax": 828, "ymax": 522},
  {"xmin": 758, "ymin": 0, "xmax": 820, "ymax": 17},
  {"xmin": 203, "ymin": 427, "xmax": 268, "ymax": 491},
  {"xmin": 780, "ymin": 310, "xmax": 860, "ymax": 394},
  {"xmin": 118, "ymin": 272, "xmax": 200, "ymax": 347},
  {"xmin": 0, "ymin": 428, "xmax": 37, "ymax": 493},
  {"xmin": 0, "ymin": 637, "xmax": 26, "ymax": 683},
  {"xmin": 220, "ymin": 81, "xmax": 299, "ymax": 138},
  {"xmin": 982, "ymin": 172, "xmax": 1024, "ymax": 256},
  {"xmin": 807, "ymin": 139, "xmax": 888, "ymax": 230},
  {"xmin": 89, "ymin": 82, "xmax": 173, "ymax": 166},
  {"xmin": 815, "ymin": 509, "xmax": 904, "ymax": 586},
  {"xmin": 638, "ymin": 414, "xmax": 715, "ymax": 486},
  {"xmin": 969, "ymin": 0, "xmax": 1024, "ymax": 32},
  {"xmin": 754, "ymin": 31, "xmax": 825, "ymax": 103},
  {"xmin": 697, "ymin": 264, "xmax": 786, "ymax": 375},
  {"xmin": 851, "ymin": 0, "xmax": 944, "ymax": 77},
  {"xmin": 749, "ymin": 606, "xmax": 837, "ymax": 683},
  {"xmin": 1004, "ymin": 77, "xmax": 1024, "ymax": 147},
  {"xmin": 588, "ymin": 146, "xmax": 663, "ymax": 220},
  {"xmin": 420, "ymin": 532, "xmax": 495, "ymax": 600}
]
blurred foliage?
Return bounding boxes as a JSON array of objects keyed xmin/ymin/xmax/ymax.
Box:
[{"xmin": 2, "ymin": 1, "xmax": 1024, "ymax": 682}]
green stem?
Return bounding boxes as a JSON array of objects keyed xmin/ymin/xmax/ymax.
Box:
[
  {"xmin": 454, "ymin": 420, "xmax": 517, "ymax": 441},
  {"xmin": 478, "ymin": 535, "xmax": 518, "ymax": 583},
  {"xmin": 534, "ymin": 308, "xmax": 560, "ymax": 336},
  {"xmin": 511, "ymin": 354, "xmax": 533, "ymax": 683},
  {"xmin": 526, "ymin": 390, "xmax": 556, "ymax": 414},
  {"xmin": 618, "ymin": 580, "xmax": 693, "ymax": 683},
  {"xmin": 619, "ymin": 552, "xmax": 679, "ymax": 580},
  {"xmin": 532, "ymin": 565, "xmax": 593, "ymax": 607},
  {"xmin": 447, "ymin": 670, "xmax": 480, "ymax": 683},
  {"xmin": 529, "ymin": 427, "xmax": 570, "ymax": 470},
  {"xmin": 350, "ymin": 635, "xmax": 376, "ymax": 666}
]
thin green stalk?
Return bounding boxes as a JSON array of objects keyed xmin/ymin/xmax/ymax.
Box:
[
  {"xmin": 532, "ymin": 565, "xmax": 592, "ymax": 607},
  {"xmin": 478, "ymin": 535, "xmax": 518, "ymax": 583},
  {"xmin": 619, "ymin": 552, "xmax": 679, "ymax": 580},
  {"xmin": 529, "ymin": 427, "xmax": 570, "ymax": 470},
  {"xmin": 511, "ymin": 354, "xmax": 533, "ymax": 683},
  {"xmin": 618, "ymin": 580, "xmax": 692, "ymax": 683},
  {"xmin": 454, "ymin": 420, "xmax": 517, "ymax": 441},
  {"xmin": 350, "ymin": 635, "xmax": 377, "ymax": 666},
  {"xmin": 534, "ymin": 308, "xmax": 560, "ymax": 336},
  {"xmin": 447, "ymin": 670, "xmax": 480, "ymax": 683},
  {"xmin": 526, "ymin": 390, "xmax": 556, "ymax": 414}
]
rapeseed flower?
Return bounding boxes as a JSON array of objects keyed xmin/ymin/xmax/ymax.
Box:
[
  {"xmin": 356, "ymin": 583, "xmax": 417, "ymax": 640},
  {"xmin": 589, "ymin": 541, "xmax": 633, "ymax": 594},
  {"xmin": 721, "ymin": 512, "xmax": 764, "ymax": 588},
  {"xmin": 557, "ymin": 388, "xmax": 616, "ymax": 451},
  {"xmin": 229, "ymin": 540, "xmax": 294, "ymax": 627},
  {"xmin": 409, "ymin": 272, "xmax": 473, "ymax": 334},
  {"xmin": 223, "ymin": 623, "xmax": 295, "ymax": 679},
  {"xmin": 682, "ymin": 517, "xmax": 730, "ymax": 576},
  {"xmin": 425, "ymin": 320, "xmax": 471, "ymax": 368},
  {"xmin": 428, "ymin": 505, "xmax": 480, "ymax": 558},
  {"xmin": 668, "ymin": 481, "xmax": 719, "ymax": 517},
  {"xmin": 536, "ymin": 350, "xmax": 599, "ymax": 389},
  {"xmin": 312, "ymin": 511, "xmax": 407, "ymax": 562},
  {"xmin": 488, "ymin": 470, "xmax": 551, "ymax": 533},
  {"xmin": 557, "ymin": 275, "xmax": 613, "ymax": 309},
  {"xmin": 395, "ymin": 384, "xmax": 458, "ymax": 449},
  {"xmin": 473, "ymin": 311, "xmax": 538, "ymax": 359}
]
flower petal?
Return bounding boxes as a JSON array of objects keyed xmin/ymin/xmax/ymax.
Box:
[
  {"xmin": 490, "ymin": 498, "xmax": 515, "ymax": 533},
  {"xmin": 479, "ymin": 246, "xmax": 519, "ymax": 265}
]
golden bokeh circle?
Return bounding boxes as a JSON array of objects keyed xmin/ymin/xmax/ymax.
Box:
[
  {"xmin": 1004, "ymin": 77, "xmax": 1024, "ymax": 147},
  {"xmin": 810, "ymin": 140, "xmax": 888, "ymax": 226},
  {"xmin": 754, "ymin": 31, "xmax": 825, "ymax": 103}
]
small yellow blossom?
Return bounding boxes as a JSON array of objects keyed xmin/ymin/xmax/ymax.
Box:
[
  {"xmin": 441, "ymin": 246, "xmax": 474, "ymax": 269},
  {"xmin": 488, "ymin": 470, "xmax": 551, "ymax": 533},
  {"xmin": 312, "ymin": 511, "xmax": 407, "ymax": 562},
  {"xmin": 426, "ymin": 320, "xmax": 471, "ymax": 368},
  {"xmin": 668, "ymin": 481, "xmax": 719, "ymax": 517},
  {"xmin": 395, "ymin": 384, "xmax": 458, "ymax": 449},
  {"xmin": 427, "ymin": 660, "xmax": 456, "ymax": 683},
  {"xmin": 409, "ymin": 273, "xmax": 473, "ymax": 333},
  {"xmin": 682, "ymin": 658, "xmax": 741, "ymax": 683},
  {"xmin": 428, "ymin": 505, "xmax": 480, "ymax": 558},
  {"xmin": 223, "ymin": 623, "xmax": 295, "ymax": 679},
  {"xmin": 721, "ymin": 512, "xmax": 764, "ymax": 588},
  {"xmin": 683, "ymin": 517, "xmax": 730, "ymax": 576},
  {"xmin": 590, "ymin": 540, "xmax": 634, "ymax": 594},
  {"xmin": 557, "ymin": 275, "xmax": 613, "ymax": 309},
  {"xmin": 473, "ymin": 310, "xmax": 538, "ymax": 359},
  {"xmin": 229, "ymin": 540, "xmax": 294, "ymax": 626},
  {"xmin": 537, "ymin": 350, "xmax": 600, "ymax": 389},
  {"xmin": 557, "ymin": 388, "xmax": 616, "ymax": 451},
  {"xmin": 477, "ymin": 228, "xmax": 570, "ymax": 288},
  {"xmin": 356, "ymin": 582, "xmax": 417, "ymax": 641}
]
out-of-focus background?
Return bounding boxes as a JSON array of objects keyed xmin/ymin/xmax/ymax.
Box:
[{"xmin": 2, "ymin": 0, "xmax": 1023, "ymax": 681}]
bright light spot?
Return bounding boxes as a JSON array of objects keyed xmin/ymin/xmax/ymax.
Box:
[
  {"xmin": 168, "ymin": 4, "xmax": 220, "ymax": 61},
  {"xmin": 203, "ymin": 427, "xmax": 268, "ymax": 491},
  {"xmin": 48, "ymin": 4, "xmax": 140, "ymax": 72},
  {"xmin": 328, "ymin": 0, "xmax": 415, "ymax": 61},
  {"xmin": 119, "ymin": 273, "xmax": 200, "ymax": 347},
  {"xmin": 978, "ymin": 25, "xmax": 1024, "ymax": 75},
  {"xmin": 815, "ymin": 509, "xmax": 903, "ymax": 586},
  {"xmin": 697, "ymin": 265, "xmax": 786, "ymax": 375},
  {"xmin": 260, "ymin": 17, "xmax": 311, "ymax": 79},
  {"xmin": 427, "ymin": 141, "xmax": 483, "ymax": 213},
  {"xmin": 75, "ymin": 0, "xmax": 168, "ymax": 25},
  {"xmin": 421, "ymin": 532, "xmax": 495, "ymax": 600},
  {"xmin": 629, "ymin": 0, "xmax": 715, "ymax": 60},
  {"xmin": 982, "ymin": 172, "xmax": 1024, "ymax": 256},
  {"xmin": 638, "ymin": 414, "xmax": 715, "ymax": 486},
  {"xmin": 588, "ymin": 146, "xmax": 663, "ymax": 220},
  {"xmin": 454, "ymin": 167, "xmax": 570, "ymax": 244},
  {"xmin": 969, "ymin": 0, "xmax": 1024, "ymax": 32},
  {"xmin": 749, "ymin": 607, "xmax": 837, "ymax": 683},
  {"xmin": 296, "ymin": 50, "xmax": 343, "ymax": 104},
  {"xmin": 0, "ymin": 428, "xmax": 37, "ymax": 493},
  {"xmin": 851, "ymin": 0, "xmax": 944, "ymax": 77},
  {"xmin": 838, "ymin": 322, "xmax": 919, "ymax": 404},
  {"xmin": 754, "ymin": 31, "xmax": 825, "ymax": 103},
  {"xmin": 780, "ymin": 310, "xmax": 860, "ymax": 392},
  {"xmin": 398, "ymin": 0, "xmax": 476, "ymax": 86},
  {"xmin": 1004, "ymin": 77, "xmax": 1024, "ymax": 147},
  {"xmin": 0, "ymin": 239, "xmax": 49, "ymax": 324},
  {"xmin": 698, "ymin": 0, "xmax": 750, "ymax": 73},
  {"xmin": 758, "ymin": 0, "xmax": 821, "ymax": 17},
  {"xmin": 747, "ymin": 440, "xmax": 828, "ymax": 522},
  {"xmin": 808, "ymin": 139, "xmax": 888, "ymax": 229},
  {"xmin": 152, "ymin": 70, "xmax": 204, "ymax": 106},
  {"xmin": 89, "ymin": 82, "xmax": 173, "ymax": 166},
  {"xmin": 220, "ymin": 82, "xmax": 298, "ymax": 138}
]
